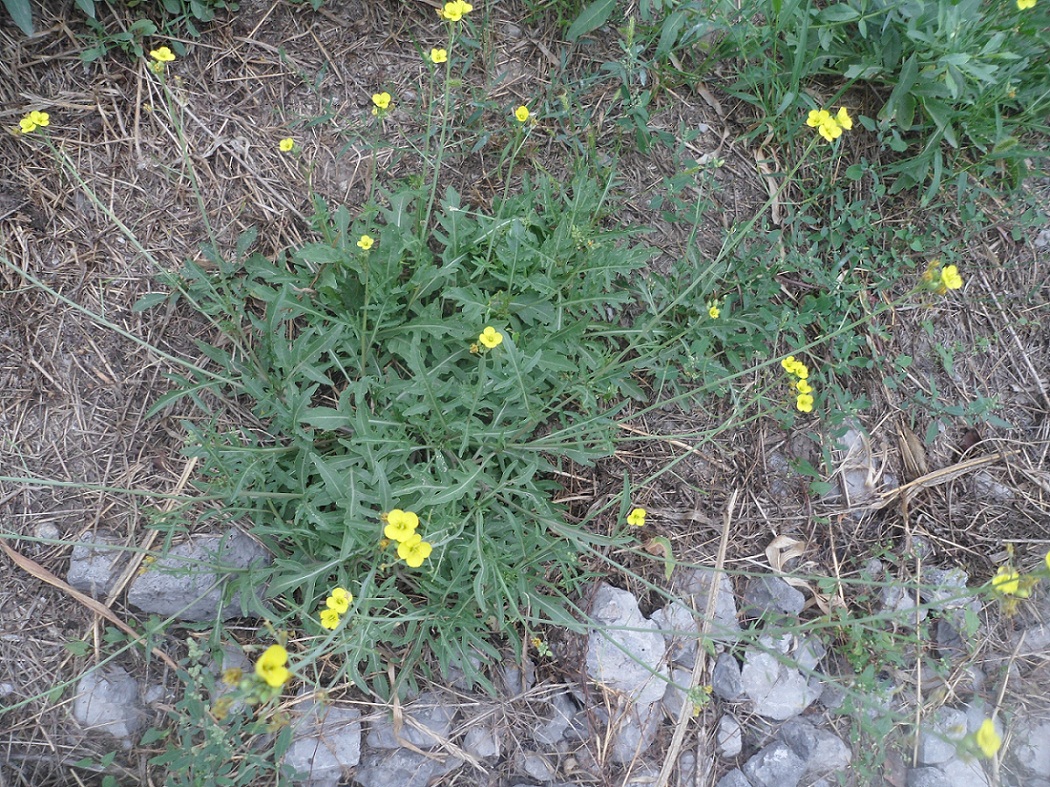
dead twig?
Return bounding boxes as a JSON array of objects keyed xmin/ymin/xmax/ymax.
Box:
[{"xmin": 655, "ymin": 488, "xmax": 738, "ymax": 787}]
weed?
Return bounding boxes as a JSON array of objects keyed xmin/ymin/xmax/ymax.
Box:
[
  {"xmin": 668, "ymin": 0, "xmax": 1050, "ymax": 198},
  {"xmin": 148, "ymin": 640, "xmax": 290, "ymax": 786},
  {"xmin": 78, "ymin": 0, "xmax": 238, "ymax": 62}
]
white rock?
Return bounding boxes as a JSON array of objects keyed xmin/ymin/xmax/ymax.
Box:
[
  {"xmin": 740, "ymin": 650, "xmax": 816, "ymax": 720},
  {"xmin": 585, "ymin": 583, "xmax": 669, "ymax": 705},
  {"xmin": 284, "ymin": 701, "xmax": 362, "ymax": 784},
  {"xmin": 717, "ymin": 714, "xmax": 743, "ymax": 758},
  {"xmin": 1009, "ymin": 718, "xmax": 1050, "ymax": 778},
  {"xmin": 652, "ymin": 601, "xmax": 700, "ymax": 667},
  {"xmin": 938, "ymin": 757, "xmax": 990, "ymax": 787},
  {"xmin": 463, "ymin": 724, "xmax": 500, "ymax": 759},
  {"xmin": 610, "ymin": 700, "xmax": 662, "ymax": 763},
  {"xmin": 917, "ymin": 707, "xmax": 967, "ymax": 766},
  {"xmin": 127, "ymin": 531, "xmax": 271, "ymax": 621},
  {"xmin": 72, "ymin": 667, "xmax": 144, "ymax": 746}
]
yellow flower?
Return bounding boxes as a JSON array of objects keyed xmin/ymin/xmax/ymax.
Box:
[
  {"xmin": 478, "ymin": 326, "xmax": 504, "ymax": 349},
  {"xmin": 941, "ymin": 264, "xmax": 963, "ymax": 290},
  {"xmin": 371, "ymin": 92, "xmax": 392, "ymax": 116},
  {"xmin": 818, "ymin": 119, "xmax": 843, "ymax": 142},
  {"xmin": 397, "ymin": 533, "xmax": 433, "ymax": 568},
  {"xmin": 975, "ymin": 719, "xmax": 1001, "ymax": 758},
  {"xmin": 806, "ymin": 110, "xmax": 832, "ymax": 130},
  {"xmin": 254, "ymin": 644, "xmax": 291, "ymax": 688},
  {"xmin": 626, "ymin": 507, "xmax": 647, "ymax": 527},
  {"xmin": 150, "ymin": 46, "xmax": 175, "ymax": 63},
  {"xmin": 383, "ymin": 508, "xmax": 419, "ymax": 542},
  {"xmin": 782, "ymin": 357, "xmax": 809, "ymax": 379},
  {"xmin": 515, "ymin": 105, "xmax": 530, "ymax": 123},
  {"xmin": 326, "ymin": 587, "xmax": 352, "ymax": 614},
  {"xmin": 835, "ymin": 107, "xmax": 853, "ymax": 131},
  {"xmin": 992, "ymin": 566, "xmax": 1021, "ymax": 595},
  {"xmin": 707, "ymin": 302, "xmax": 720, "ymax": 319},
  {"xmin": 438, "ymin": 0, "xmax": 473, "ymax": 21},
  {"xmin": 1045, "ymin": 549, "xmax": 1050, "ymax": 574},
  {"xmin": 1017, "ymin": 0, "xmax": 1036, "ymax": 8},
  {"xmin": 18, "ymin": 111, "xmax": 49, "ymax": 134},
  {"xmin": 357, "ymin": 234, "xmax": 374, "ymax": 251},
  {"xmin": 796, "ymin": 380, "xmax": 812, "ymax": 394},
  {"xmin": 796, "ymin": 393, "xmax": 815, "ymax": 413},
  {"xmin": 319, "ymin": 608, "xmax": 341, "ymax": 630},
  {"xmin": 429, "ymin": 48, "xmax": 448, "ymax": 64},
  {"xmin": 279, "ymin": 137, "xmax": 295, "ymax": 152}
]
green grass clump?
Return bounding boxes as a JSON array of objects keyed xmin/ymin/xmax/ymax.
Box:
[
  {"xmin": 153, "ymin": 167, "xmax": 654, "ymax": 695},
  {"xmin": 644, "ymin": 0, "xmax": 1049, "ymax": 200}
]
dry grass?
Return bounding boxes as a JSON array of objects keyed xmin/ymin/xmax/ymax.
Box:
[{"xmin": 2, "ymin": 0, "xmax": 1050, "ymax": 785}]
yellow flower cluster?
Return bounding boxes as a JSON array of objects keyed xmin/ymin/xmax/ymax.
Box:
[
  {"xmin": 18, "ymin": 111, "xmax": 49, "ymax": 134},
  {"xmin": 921, "ymin": 260, "xmax": 963, "ymax": 295},
  {"xmin": 254, "ymin": 644, "xmax": 291, "ymax": 688},
  {"xmin": 319, "ymin": 586, "xmax": 354, "ymax": 630},
  {"xmin": 781, "ymin": 356, "xmax": 814, "ymax": 413},
  {"xmin": 438, "ymin": 0, "xmax": 473, "ymax": 21},
  {"xmin": 382, "ymin": 508, "xmax": 432, "ymax": 568},
  {"xmin": 626, "ymin": 507, "xmax": 646, "ymax": 527},
  {"xmin": 806, "ymin": 106, "xmax": 853, "ymax": 142}
]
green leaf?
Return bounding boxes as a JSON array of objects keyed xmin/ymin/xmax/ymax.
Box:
[
  {"xmin": 566, "ymin": 0, "xmax": 616, "ymax": 42},
  {"xmin": 133, "ymin": 292, "xmax": 170, "ymax": 312},
  {"xmin": 73, "ymin": 0, "xmax": 96, "ymax": 17},
  {"xmin": 845, "ymin": 164, "xmax": 865, "ymax": 181},
  {"xmin": 655, "ymin": 9, "xmax": 687, "ymax": 59},
  {"xmin": 880, "ymin": 53, "xmax": 918, "ymax": 125},
  {"xmin": 65, "ymin": 639, "xmax": 92, "ymax": 657},
  {"xmin": 139, "ymin": 727, "xmax": 167, "ymax": 745},
  {"xmin": 646, "ymin": 535, "xmax": 676, "ymax": 581},
  {"xmin": 2, "ymin": 0, "xmax": 33, "ymax": 35},
  {"xmin": 817, "ymin": 4, "xmax": 860, "ymax": 23},
  {"xmin": 300, "ymin": 406, "xmax": 350, "ymax": 431}
]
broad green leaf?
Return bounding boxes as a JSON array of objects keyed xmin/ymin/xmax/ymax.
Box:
[
  {"xmin": 817, "ymin": 4, "xmax": 859, "ymax": 23},
  {"xmin": 2, "ymin": 0, "xmax": 33, "ymax": 35},
  {"xmin": 566, "ymin": 0, "xmax": 616, "ymax": 42},
  {"xmin": 133, "ymin": 292, "xmax": 170, "ymax": 312}
]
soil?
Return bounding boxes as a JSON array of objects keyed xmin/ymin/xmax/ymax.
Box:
[{"xmin": 1, "ymin": 1, "xmax": 1049, "ymax": 785}]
